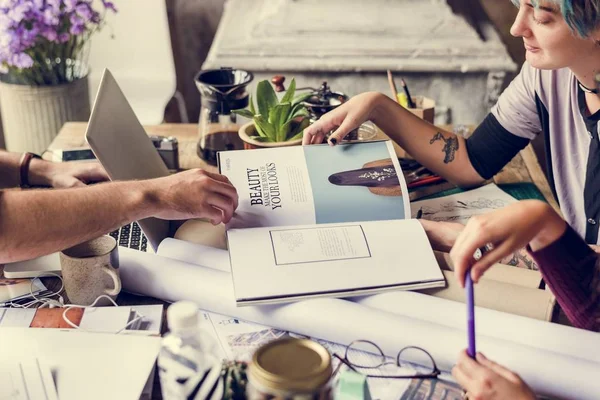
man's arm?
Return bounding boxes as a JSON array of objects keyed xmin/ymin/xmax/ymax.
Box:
[
  {"xmin": 0, "ymin": 169, "xmax": 238, "ymax": 263},
  {"xmin": 0, "ymin": 150, "xmax": 109, "ymax": 189},
  {"xmin": 0, "ymin": 180, "xmax": 155, "ymax": 262}
]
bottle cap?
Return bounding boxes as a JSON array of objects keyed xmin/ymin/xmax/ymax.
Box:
[
  {"xmin": 249, "ymin": 338, "xmax": 332, "ymax": 393},
  {"xmin": 167, "ymin": 301, "xmax": 199, "ymax": 332}
]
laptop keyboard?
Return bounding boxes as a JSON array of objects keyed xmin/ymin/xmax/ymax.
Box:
[{"xmin": 110, "ymin": 222, "xmax": 148, "ymax": 252}]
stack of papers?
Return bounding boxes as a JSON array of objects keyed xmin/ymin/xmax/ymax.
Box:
[{"xmin": 0, "ymin": 278, "xmax": 47, "ymax": 306}]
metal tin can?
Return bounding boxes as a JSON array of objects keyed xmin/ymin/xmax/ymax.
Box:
[{"xmin": 246, "ymin": 338, "xmax": 333, "ymax": 400}]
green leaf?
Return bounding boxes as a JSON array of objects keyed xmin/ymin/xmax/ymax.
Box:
[
  {"xmin": 256, "ymin": 80, "xmax": 279, "ymax": 118},
  {"xmin": 289, "ymin": 101, "xmax": 309, "ymax": 120},
  {"xmin": 280, "ymin": 78, "xmax": 296, "ymax": 104},
  {"xmin": 279, "ymin": 119, "xmax": 294, "ymax": 142},
  {"xmin": 232, "ymin": 108, "xmax": 255, "ymax": 119},
  {"xmin": 253, "ymin": 123, "xmax": 267, "ymax": 137},
  {"xmin": 288, "ymin": 130, "xmax": 305, "ymax": 141},
  {"xmin": 268, "ymin": 102, "xmax": 291, "ymax": 125},
  {"xmin": 291, "ymin": 92, "xmax": 312, "ymax": 106},
  {"xmin": 253, "ymin": 115, "xmax": 277, "ymax": 141},
  {"xmin": 287, "ymin": 117, "xmax": 311, "ymax": 141},
  {"xmin": 289, "ymin": 106, "xmax": 309, "ymax": 120},
  {"xmin": 250, "ymin": 136, "xmax": 270, "ymax": 142},
  {"xmin": 249, "ymin": 94, "xmax": 256, "ymax": 115}
]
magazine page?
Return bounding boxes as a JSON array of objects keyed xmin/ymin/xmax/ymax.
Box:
[
  {"xmin": 227, "ymin": 219, "xmax": 444, "ymax": 305},
  {"xmin": 219, "ymin": 141, "xmax": 410, "ymax": 229}
]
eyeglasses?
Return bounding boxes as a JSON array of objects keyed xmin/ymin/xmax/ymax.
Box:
[{"xmin": 333, "ymin": 340, "xmax": 441, "ymax": 380}]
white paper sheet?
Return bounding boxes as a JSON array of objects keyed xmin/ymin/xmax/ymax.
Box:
[
  {"xmin": 157, "ymin": 238, "xmax": 231, "ymax": 272},
  {"xmin": 0, "ymin": 328, "xmax": 161, "ymax": 400},
  {"xmin": 119, "ymin": 248, "xmax": 600, "ymax": 400},
  {"xmin": 0, "ymin": 358, "xmax": 59, "ymax": 400},
  {"xmin": 411, "ymin": 184, "xmax": 516, "ymax": 223},
  {"xmin": 0, "ymin": 308, "xmax": 36, "ymax": 327}
]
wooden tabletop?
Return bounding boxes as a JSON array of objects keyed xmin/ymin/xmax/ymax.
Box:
[{"xmin": 50, "ymin": 122, "xmax": 559, "ymax": 211}]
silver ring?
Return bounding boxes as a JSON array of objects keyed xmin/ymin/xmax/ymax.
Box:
[{"xmin": 473, "ymin": 242, "xmax": 494, "ymax": 261}]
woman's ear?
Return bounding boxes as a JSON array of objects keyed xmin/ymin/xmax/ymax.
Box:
[{"xmin": 591, "ymin": 27, "xmax": 600, "ymax": 47}]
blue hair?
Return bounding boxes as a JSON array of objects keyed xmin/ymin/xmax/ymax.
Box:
[{"xmin": 512, "ymin": 0, "xmax": 600, "ymax": 37}]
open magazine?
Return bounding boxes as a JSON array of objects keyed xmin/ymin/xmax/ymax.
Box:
[
  {"xmin": 219, "ymin": 140, "xmax": 411, "ymax": 228},
  {"xmin": 218, "ymin": 141, "xmax": 445, "ymax": 305}
]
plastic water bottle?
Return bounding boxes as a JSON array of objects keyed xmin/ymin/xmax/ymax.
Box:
[{"xmin": 158, "ymin": 301, "xmax": 222, "ymax": 400}]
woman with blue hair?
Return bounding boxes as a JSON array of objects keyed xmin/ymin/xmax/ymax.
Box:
[
  {"xmin": 305, "ymin": 0, "xmax": 600, "ymax": 249},
  {"xmin": 305, "ymin": 1, "xmax": 600, "ymax": 398}
]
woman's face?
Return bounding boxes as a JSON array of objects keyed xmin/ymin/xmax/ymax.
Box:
[{"xmin": 510, "ymin": 0, "xmax": 599, "ymax": 70}]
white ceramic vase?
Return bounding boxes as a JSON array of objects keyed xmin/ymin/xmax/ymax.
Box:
[{"xmin": 0, "ymin": 77, "xmax": 90, "ymax": 153}]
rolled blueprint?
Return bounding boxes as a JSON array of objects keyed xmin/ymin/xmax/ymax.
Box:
[
  {"xmin": 420, "ymin": 270, "xmax": 554, "ymax": 321},
  {"xmin": 352, "ymin": 291, "xmax": 600, "ymax": 365},
  {"xmin": 119, "ymin": 248, "xmax": 600, "ymax": 400}
]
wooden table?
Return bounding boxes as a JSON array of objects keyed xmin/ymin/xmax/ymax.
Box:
[{"xmin": 49, "ymin": 122, "xmax": 559, "ymax": 211}]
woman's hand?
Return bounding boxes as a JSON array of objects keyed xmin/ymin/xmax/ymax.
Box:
[
  {"xmin": 453, "ymin": 351, "xmax": 536, "ymax": 400},
  {"xmin": 449, "ymin": 200, "xmax": 566, "ymax": 287},
  {"xmin": 29, "ymin": 159, "xmax": 110, "ymax": 188},
  {"xmin": 419, "ymin": 219, "xmax": 465, "ymax": 252},
  {"xmin": 302, "ymin": 92, "xmax": 384, "ymax": 145}
]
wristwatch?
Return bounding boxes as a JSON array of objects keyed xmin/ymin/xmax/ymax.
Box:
[{"xmin": 19, "ymin": 152, "xmax": 43, "ymax": 188}]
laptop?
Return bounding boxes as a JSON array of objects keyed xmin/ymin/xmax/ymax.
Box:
[{"xmin": 85, "ymin": 69, "xmax": 175, "ymax": 253}]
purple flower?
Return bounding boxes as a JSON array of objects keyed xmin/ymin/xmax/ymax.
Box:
[
  {"xmin": 42, "ymin": 9, "xmax": 60, "ymax": 26},
  {"xmin": 11, "ymin": 52, "xmax": 33, "ymax": 68},
  {"xmin": 75, "ymin": 4, "xmax": 93, "ymax": 22},
  {"xmin": 0, "ymin": 0, "xmax": 117, "ymax": 80},
  {"xmin": 41, "ymin": 27, "xmax": 58, "ymax": 42},
  {"xmin": 7, "ymin": 3, "xmax": 31, "ymax": 23},
  {"xmin": 102, "ymin": 1, "xmax": 117, "ymax": 13},
  {"xmin": 64, "ymin": 0, "xmax": 78, "ymax": 12},
  {"xmin": 57, "ymin": 32, "xmax": 70, "ymax": 43}
]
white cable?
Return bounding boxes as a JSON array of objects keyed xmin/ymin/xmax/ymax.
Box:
[
  {"xmin": 3, "ymin": 272, "xmax": 146, "ymax": 334},
  {"xmin": 62, "ymin": 295, "xmax": 146, "ymax": 334}
]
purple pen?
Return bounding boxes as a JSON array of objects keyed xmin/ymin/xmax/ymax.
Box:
[{"xmin": 466, "ymin": 270, "xmax": 476, "ymax": 358}]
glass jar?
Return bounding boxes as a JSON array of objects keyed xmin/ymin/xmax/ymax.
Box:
[
  {"xmin": 195, "ymin": 68, "xmax": 253, "ymax": 165},
  {"xmin": 246, "ymin": 338, "xmax": 333, "ymax": 400}
]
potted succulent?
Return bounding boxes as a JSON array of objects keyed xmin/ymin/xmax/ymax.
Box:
[{"xmin": 233, "ymin": 78, "xmax": 311, "ymax": 149}]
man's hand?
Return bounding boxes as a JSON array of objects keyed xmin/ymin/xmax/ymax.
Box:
[
  {"xmin": 145, "ymin": 169, "xmax": 239, "ymax": 224},
  {"xmin": 453, "ymin": 350, "xmax": 536, "ymax": 400},
  {"xmin": 29, "ymin": 159, "xmax": 109, "ymax": 188}
]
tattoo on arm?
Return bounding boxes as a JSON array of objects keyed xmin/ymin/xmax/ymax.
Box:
[
  {"xmin": 501, "ymin": 249, "xmax": 539, "ymax": 271},
  {"xmin": 429, "ymin": 132, "xmax": 459, "ymax": 164}
]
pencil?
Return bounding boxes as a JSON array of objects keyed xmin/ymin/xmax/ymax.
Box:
[
  {"xmin": 466, "ymin": 270, "xmax": 476, "ymax": 358},
  {"xmin": 400, "ymin": 78, "xmax": 416, "ymax": 109},
  {"xmin": 387, "ymin": 70, "xmax": 400, "ymax": 104},
  {"xmin": 407, "ymin": 175, "xmax": 444, "ymax": 189}
]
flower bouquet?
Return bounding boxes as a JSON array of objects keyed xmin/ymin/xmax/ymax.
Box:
[{"xmin": 0, "ymin": 0, "xmax": 117, "ymax": 152}]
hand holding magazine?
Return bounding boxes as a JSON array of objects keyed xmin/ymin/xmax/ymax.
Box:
[{"xmin": 218, "ymin": 141, "xmax": 445, "ymax": 305}]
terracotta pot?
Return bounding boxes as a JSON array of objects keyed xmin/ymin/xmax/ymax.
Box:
[{"xmin": 238, "ymin": 121, "xmax": 303, "ymax": 150}]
